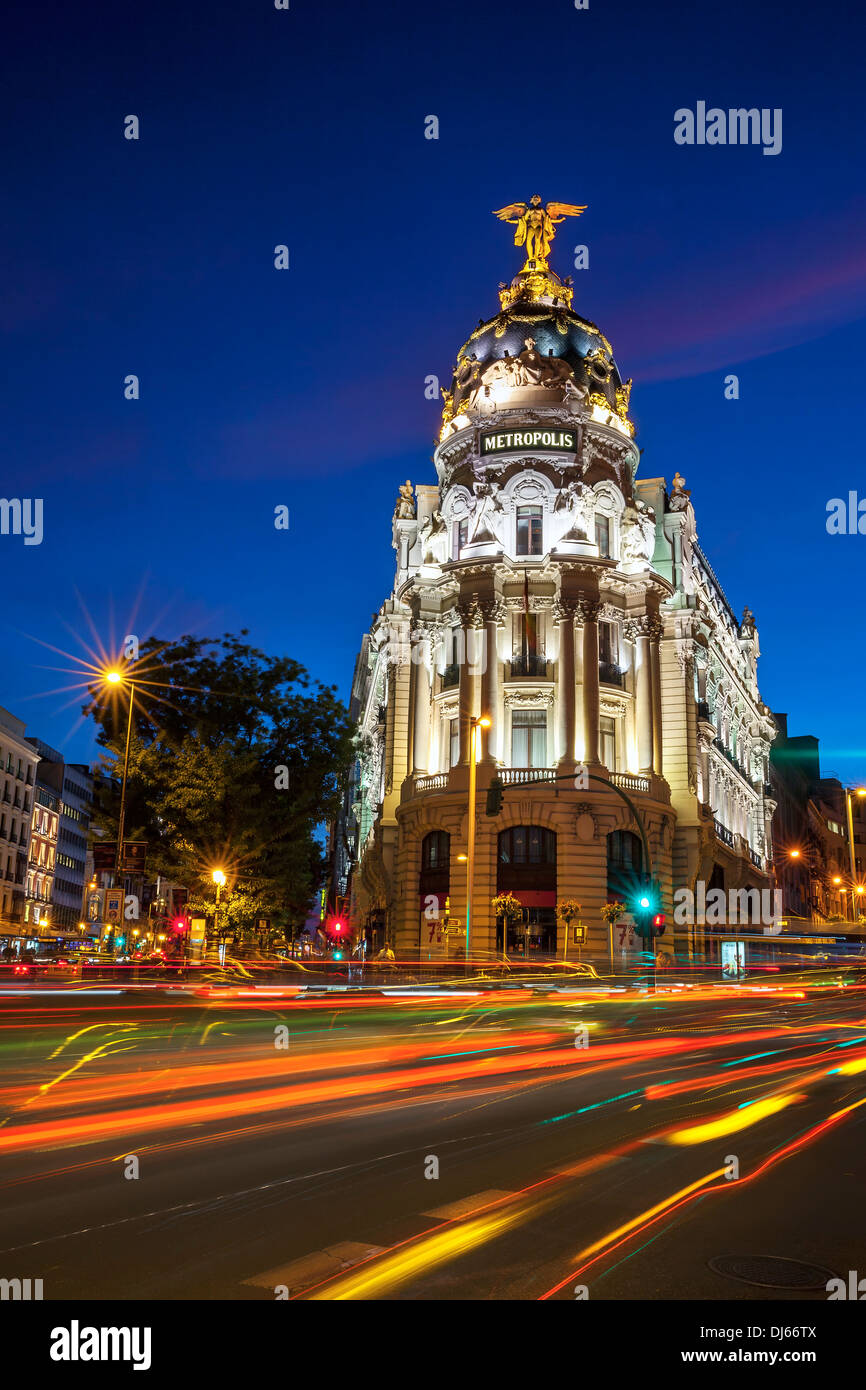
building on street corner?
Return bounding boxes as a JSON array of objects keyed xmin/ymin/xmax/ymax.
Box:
[{"xmin": 339, "ymin": 210, "xmax": 778, "ymax": 964}]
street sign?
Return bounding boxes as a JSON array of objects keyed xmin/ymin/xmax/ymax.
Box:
[
  {"xmin": 122, "ymin": 842, "xmax": 147, "ymax": 873},
  {"xmin": 572, "ymin": 922, "xmax": 587, "ymax": 945},
  {"xmin": 92, "ymin": 841, "xmax": 147, "ymax": 873},
  {"xmin": 92, "ymin": 842, "xmax": 115, "ymax": 873},
  {"xmin": 104, "ymin": 889, "xmax": 123, "ymax": 924}
]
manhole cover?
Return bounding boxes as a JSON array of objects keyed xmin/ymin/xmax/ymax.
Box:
[{"xmin": 708, "ymin": 1255, "xmax": 837, "ymax": 1290}]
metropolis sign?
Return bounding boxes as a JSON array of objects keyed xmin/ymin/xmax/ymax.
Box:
[{"xmin": 480, "ymin": 427, "xmax": 576, "ymax": 456}]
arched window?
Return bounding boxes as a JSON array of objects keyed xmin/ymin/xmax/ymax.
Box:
[
  {"xmin": 421, "ymin": 831, "xmax": 449, "ymax": 871},
  {"xmin": 419, "ymin": 830, "xmax": 450, "ymax": 894},
  {"xmin": 497, "ymin": 826, "xmax": 556, "ymax": 892},
  {"xmin": 498, "ymin": 826, "xmax": 556, "ymax": 865},
  {"xmin": 606, "ymin": 829, "xmax": 644, "ymax": 901}
]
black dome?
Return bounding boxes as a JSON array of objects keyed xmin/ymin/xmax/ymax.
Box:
[{"xmin": 450, "ymin": 277, "xmax": 624, "ymax": 417}]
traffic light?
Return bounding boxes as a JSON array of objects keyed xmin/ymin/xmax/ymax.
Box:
[
  {"xmin": 632, "ymin": 880, "xmax": 664, "ymax": 940},
  {"xmin": 172, "ymin": 916, "xmax": 189, "ymax": 935},
  {"xmin": 485, "ymin": 775, "xmax": 504, "ymax": 817}
]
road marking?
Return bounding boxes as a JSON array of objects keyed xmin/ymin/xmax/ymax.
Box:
[
  {"xmin": 243, "ymin": 1242, "xmax": 384, "ymax": 1293},
  {"xmin": 423, "ymin": 1189, "xmax": 513, "ymax": 1220}
]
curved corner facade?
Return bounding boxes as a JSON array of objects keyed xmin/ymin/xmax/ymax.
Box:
[{"xmin": 339, "ymin": 256, "xmax": 777, "ymax": 962}]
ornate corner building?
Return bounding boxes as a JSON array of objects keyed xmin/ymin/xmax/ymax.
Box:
[{"xmin": 339, "ymin": 208, "xmax": 777, "ymax": 962}]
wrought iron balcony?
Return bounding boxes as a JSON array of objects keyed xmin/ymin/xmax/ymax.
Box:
[
  {"xmin": 599, "ymin": 662, "xmax": 624, "ymax": 687},
  {"xmin": 714, "ymin": 819, "xmax": 735, "ymax": 848},
  {"xmin": 441, "ymin": 663, "xmax": 460, "ymax": 689},
  {"xmin": 509, "ymin": 654, "xmax": 548, "ymax": 678}
]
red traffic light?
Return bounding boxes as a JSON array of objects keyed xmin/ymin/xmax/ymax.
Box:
[
  {"xmin": 652, "ymin": 912, "xmax": 666, "ymax": 935},
  {"xmin": 172, "ymin": 917, "xmax": 189, "ymax": 934},
  {"xmin": 334, "ymin": 921, "xmax": 343, "ymax": 934}
]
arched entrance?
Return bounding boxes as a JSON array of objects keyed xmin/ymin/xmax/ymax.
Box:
[{"xmin": 496, "ymin": 825, "xmax": 557, "ymax": 957}]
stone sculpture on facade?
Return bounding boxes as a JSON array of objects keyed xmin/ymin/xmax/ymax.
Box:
[{"xmin": 395, "ymin": 479, "xmax": 416, "ymax": 519}]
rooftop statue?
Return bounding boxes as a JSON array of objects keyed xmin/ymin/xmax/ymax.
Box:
[
  {"xmin": 394, "ymin": 479, "xmax": 416, "ymax": 519},
  {"xmin": 492, "ymin": 195, "xmax": 587, "ymax": 268}
]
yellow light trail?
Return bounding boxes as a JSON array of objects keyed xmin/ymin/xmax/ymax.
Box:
[{"xmin": 662, "ymin": 1092, "xmax": 805, "ymax": 1145}]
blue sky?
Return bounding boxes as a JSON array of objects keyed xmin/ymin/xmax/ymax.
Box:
[{"xmin": 2, "ymin": 0, "xmax": 865, "ymax": 782}]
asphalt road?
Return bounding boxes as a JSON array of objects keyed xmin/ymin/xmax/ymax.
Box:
[{"xmin": 1, "ymin": 972, "xmax": 864, "ymax": 1301}]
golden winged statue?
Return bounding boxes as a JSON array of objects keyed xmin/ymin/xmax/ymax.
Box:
[{"xmin": 492, "ymin": 194, "xmax": 587, "ymax": 267}]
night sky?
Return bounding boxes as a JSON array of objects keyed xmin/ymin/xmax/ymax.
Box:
[{"xmin": 3, "ymin": 0, "xmax": 865, "ymax": 782}]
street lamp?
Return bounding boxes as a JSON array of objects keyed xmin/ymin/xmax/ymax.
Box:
[
  {"xmin": 788, "ymin": 848, "xmax": 813, "ymax": 920},
  {"xmin": 212, "ymin": 869, "xmax": 226, "ymax": 959},
  {"xmin": 845, "ymin": 788, "xmax": 866, "ymax": 892},
  {"xmin": 465, "ymin": 715, "xmax": 491, "ymax": 965},
  {"xmin": 103, "ymin": 666, "xmax": 136, "ymax": 902}
]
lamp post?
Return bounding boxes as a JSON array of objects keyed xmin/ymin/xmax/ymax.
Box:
[
  {"xmin": 788, "ymin": 848, "xmax": 813, "ymax": 921},
  {"xmin": 212, "ymin": 869, "xmax": 226, "ymax": 962},
  {"xmin": 465, "ymin": 715, "xmax": 491, "ymax": 965},
  {"xmin": 104, "ymin": 669, "xmax": 136, "ymax": 950},
  {"xmin": 845, "ymin": 788, "xmax": 866, "ymax": 892}
]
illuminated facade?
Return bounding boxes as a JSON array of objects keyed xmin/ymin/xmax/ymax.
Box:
[
  {"xmin": 0, "ymin": 706, "xmax": 38, "ymax": 935},
  {"xmin": 347, "ymin": 221, "xmax": 777, "ymax": 961}
]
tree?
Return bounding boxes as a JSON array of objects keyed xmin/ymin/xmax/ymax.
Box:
[{"xmin": 84, "ymin": 632, "xmax": 355, "ymax": 938}]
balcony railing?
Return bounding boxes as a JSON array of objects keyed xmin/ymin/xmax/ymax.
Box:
[
  {"xmin": 500, "ymin": 767, "xmax": 557, "ymax": 785},
  {"xmin": 415, "ymin": 774, "xmax": 448, "ymax": 793},
  {"xmin": 441, "ymin": 663, "xmax": 460, "ymax": 689},
  {"xmin": 509, "ymin": 655, "xmax": 548, "ymax": 678},
  {"xmin": 749, "ymin": 849, "xmax": 763, "ymax": 869},
  {"xmin": 610, "ymin": 772, "xmax": 650, "ymax": 794},
  {"xmin": 714, "ymin": 819, "xmax": 735, "ymax": 848},
  {"xmin": 599, "ymin": 662, "xmax": 624, "ymax": 687},
  {"xmin": 712, "ymin": 738, "xmax": 752, "ymax": 785}
]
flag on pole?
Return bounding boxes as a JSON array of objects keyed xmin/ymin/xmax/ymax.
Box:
[{"xmin": 523, "ymin": 569, "xmax": 537, "ymax": 663}]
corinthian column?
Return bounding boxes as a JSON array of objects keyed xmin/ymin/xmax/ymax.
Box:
[
  {"xmin": 554, "ymin": 597, "xmax": 577, "ymax": 767},
  {"xmin": 581, "ymin": 599, "xmax": 601, "ymax": 766},
  {"xmin": 457, "ymin": 594, "xmax": 483, "ymax": 765},
  {"xmin": 626, "ymin": 617, "xmax": 654, "ymax": 775},
  {"xmin": 411, "ymin": 628, "xmax": 432, "ymax": 775},
  {"xmin": 649, "ymin": 615, "xmax": 664, "ymax": 777},
  {"xmin": 479, "ymin": 598, "xmax": 503, "ymax": 763}
]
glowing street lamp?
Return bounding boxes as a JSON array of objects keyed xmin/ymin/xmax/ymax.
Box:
[
  {"xmin": 101, "ymin": 665, "xmax": 137, "ymax": 897},
  {"xmin": 212, "ymin": 869, "xmax": 227, "ymax": 952}
]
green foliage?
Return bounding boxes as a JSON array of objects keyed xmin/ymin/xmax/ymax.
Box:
[{"xmin": 84, "ymin": 632, "xmax": 355, "ymax": 934}]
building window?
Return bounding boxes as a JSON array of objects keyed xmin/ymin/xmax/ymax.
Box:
[
  {"xmin": 595, "ymin": 515, "xmax": 610, "ymax": 557},
  {"xmin": 448, "ymin": 718, "xmax": 459, "ymax": 770},
  {"xmin": 498, "ymin": 825, "xmax": 556, "ymax": 866},
  {"xmin": 511, "ymin": 709, "xmax": 547, "ymax": 768},
  {"xmin": 516, "ymin": 506, "xmax": 543, "ymax": 556},
  {"xmin": 598, "ymin": 621, "xmax": 622, "ymax": 685},
  {"xmin": 599, "ymin": 621, "xmax": 618, "ymax": 666},
  {"xmin": 600, "ymin": 716, "xmax": 616, "ymax": 771},
  {"xmin": 421, "ymin": 831, "xmax": 449, "ymax": 872},
  {"xmin": 452, "ymin": 518, "xmax": 468, "ymax": 560},
  {"xmin": 607, "ymin": 829, "xmax": 645, "ymax": 903}
]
